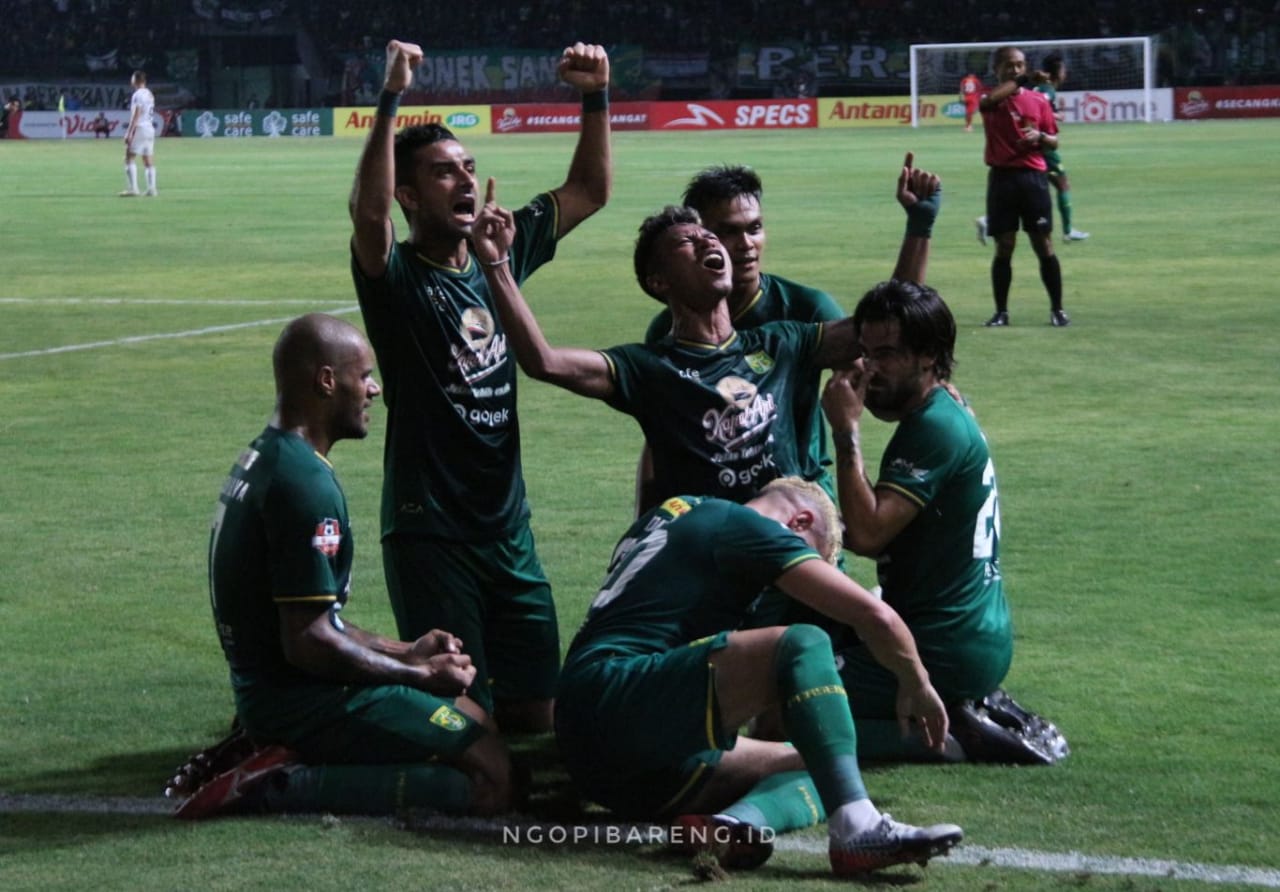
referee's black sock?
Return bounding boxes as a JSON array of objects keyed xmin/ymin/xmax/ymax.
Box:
[
  {"xmin": 991, "ymin": 256, "xmax": 1012, "ymax": 313},
  {"xmin": 1039, "ymin": 254, "xmax": 1063, "ymax": 311}
]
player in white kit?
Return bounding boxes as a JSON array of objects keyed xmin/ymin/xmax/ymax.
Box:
[{"xmin": 121, "ymin": 70, "xmax": 157, "ymax": 197}]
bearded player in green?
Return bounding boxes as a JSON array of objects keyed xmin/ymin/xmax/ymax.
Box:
[
  {"xmin": 173, "ymin": 314, "xmax": 512, "ymax": 819},
  {"xmin": 556, "ymin": 478, "xmax": 963, "ymax": 876},
  {"xmin": 822, "ymin": 280, "xmax": 1069, "ymax": 764}
]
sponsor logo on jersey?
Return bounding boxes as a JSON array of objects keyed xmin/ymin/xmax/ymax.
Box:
[
  {"xmin": 715, "ymin": 375, "xmax": 758, "ymax": 411},
  {"xmin": 660, "ymin": 497, "xmax": 692, "ymax": 518},
  {"xmin": 450, "ymin": 307, "xmax": 509, "ymax": 386},
  {"xmin": 311, "ymin": 518, "xmax": 342, "ymax": 556},
  {"xmin": 705, "ymin": 376, "xmax": 778, "ymax": 451},
  {"xmin": 429, "ymin": 705, "xmax": 468, "ymax": 731}
]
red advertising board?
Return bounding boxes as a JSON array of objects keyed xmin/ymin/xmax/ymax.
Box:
[
  {"xmin": 1175, "ymin": 86, "xmax": 1280, "ymax": 120},
  {"xmin": 648, "ymin": 99, "xmax": 816, "ymax": 130},
  {"xmin": 491, "ymin": 102, "xmax": 651, "ymax": 133}
]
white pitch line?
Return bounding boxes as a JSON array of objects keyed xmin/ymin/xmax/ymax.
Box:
[
  {"xmin": 0, "ymin": 298, "xmax": 332, "ymax": 306},
  {"xmin": 0, "ymin": 306, "xmax": 360, "ymax": 361},
  {"xmin": 3, "ymin": 794, "xmax": 1277, "ymax": 888},
  {"xmin": 772, "ymin": 835, "xmax": 1280, "ymax": 888}
]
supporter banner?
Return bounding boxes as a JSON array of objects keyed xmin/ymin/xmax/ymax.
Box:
[
  {"xmin": 0, "ymin": 81, "xmax": 195, "ymax": 111},
  {"xmin": 181, "ymin": 108, "xmax": 332, "ymax": 137},
  {"xmin": 192, "ymin": 0, "xmax": 287, "ymax": 26},
  {"xmin": 334, "ymin": 106, "xmax": 490, "ymax": 138},
  {"xmin": 738, "ymin": 41, "xmax": 911, "ymax": 91},
  {"xmin": 341, "ymin": 45, "xmax": 654, "ymax": 105},
  {"xmin": 1174, "ymin": 85, "xmax": 1280, "ymax": 119},
  {"xmin": 13, "ymin": 109, "xmax": 177, "ymax": 139},
  {"xmin": 649, "ymin": 99, "xmax": 816, "ymax": 130},
  {"xmin": 492, "ymin": 102, "xmax": 650, "ymax": 134}
]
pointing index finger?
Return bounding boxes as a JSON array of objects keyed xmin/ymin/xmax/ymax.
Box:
[{"xmin": 484, "ymin": 176, "xmax": 496, "ymax": 205}]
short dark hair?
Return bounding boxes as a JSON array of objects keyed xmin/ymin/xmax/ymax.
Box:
[
  {"xmin": 633, "ymin": 205, "xmax": 701, "ymax": 302},
  {"xmin": 853, "ymin": 280, "xmax": 956, "ymax": 380},
  {"xmin": 1041, "ymin": 53, "xmax": 1065, "ymax": 79},
  {"xmin": 682, "ymin": 165, "xmax": 762, "ymax": 216},
  {"xmin": 393, "ymin": 123, "xmax": 458, "ymax": 186},
  {"xmin": 991, "ymin": 46, "xmax": 1022, "ymax": 70}
]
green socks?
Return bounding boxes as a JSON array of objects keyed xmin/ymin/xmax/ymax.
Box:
[
  {"xmin": 773, "ymin": 624, "xmax": 868, "ymax": 810},
  {"xmin": 722, "ymin": 769, "xmax": 827, "ymax": 832},
  {"xmin": 263, "ymin": 762, "xmax": 473, "ymax": 815}
]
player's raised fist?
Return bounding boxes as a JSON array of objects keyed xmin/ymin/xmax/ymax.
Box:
[
  {"xmin": 558, "ymin": 42, "xmax": 610, "ymax": 94},
  {"xmin": 384, "ymin": 40, "xmax": 424, "ymax": 94}
]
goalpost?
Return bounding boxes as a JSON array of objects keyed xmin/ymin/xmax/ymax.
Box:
[{"xmin": 908, "ymin": 36, "xmax": 1155, "ymax": 127}]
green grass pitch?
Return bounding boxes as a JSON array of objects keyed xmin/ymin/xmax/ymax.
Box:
[{"xmin": 1, "ymin": 120, "xmax": 1278, "ymax": 890}]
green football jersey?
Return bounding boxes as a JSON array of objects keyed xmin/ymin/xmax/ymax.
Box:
[
  {"xmin": 564, "ymin": 496, "xmax": 820, "ymax": 667},
  {"xmin": 644, "ymin": 274, "xmax": 845, "ymax": 493},
  {"xmin": 352, "ymin": 193, "xmax": 560, "ymax": 541},
  {"xmin": 604, "ymin": 320, "xmax": 823, "ymax": 504},
  {"xmin": 874, "ymin": 388, "xmax": 1011, "ymax": 654},
  {"xmin": 208, "ymin": 427, "xmax": 352, "ymax": 689}
]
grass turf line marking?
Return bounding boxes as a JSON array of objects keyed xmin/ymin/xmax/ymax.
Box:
[
  {"xmin": 0, "ymin": 306, "xmax": 359, "ymax": 361},
  {"xmin": 0, "ymin": 298, "xmax": 332, "ymax": 306},
  {"xmin": 772, "ymin": 835, "xmax": 1280, "ymax": 888},
  {"xmin": 3, "ymin": 795, "xmax": 1278, "ymax": 888}
]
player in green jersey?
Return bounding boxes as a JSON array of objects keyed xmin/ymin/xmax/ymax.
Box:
[
  {"xmin": 821, "ymin": 280, "xmax": 1069, "ymax": 764},
  {"xmin": 636, "ymin": 165, "xmax": 845, "ymax": 513},
  {"xmin": 557, "ymin": 478, "xmax": 962, "ymax": 875},
  {"xmin": 466, "ymin": 157, "xmax": 939, "ymax": 511},
  {"xmin": 174, "ymin": 314, "xmax": 513, "ymax": 819},
  {"xmin": 349, "ymin": 39, "xmax": 612, "ymax": 732},
  {"xmin": 1035, "ymin": 54, "xmax": 1089, "ymax": 241}
]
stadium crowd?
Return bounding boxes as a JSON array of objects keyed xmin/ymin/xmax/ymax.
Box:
[{"xmin": 2, "ymin": 0, "xmax": 1278, "ymax": 90}]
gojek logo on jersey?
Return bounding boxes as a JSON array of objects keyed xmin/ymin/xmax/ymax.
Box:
[
  {"xmin": 704, "ymin": 376, "xmax": 778, "ymax": 450},
  {"xmin": 450, "ymin": 307, "xmax": 508, "ymax": 386}
]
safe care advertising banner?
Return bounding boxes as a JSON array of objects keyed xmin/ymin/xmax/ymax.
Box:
[{"xmin": 180, "ymin": 108, "xmax": 333, "ymax": 137}]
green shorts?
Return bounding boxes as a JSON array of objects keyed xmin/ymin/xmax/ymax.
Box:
[
  {"xmin": 383, "ymin": 522, "xmax": 560, "ymax": 714},
  {"xmin": 555, "ymin": 632, "xmax": 736, "ymax": 819},
  {"xmin": 235, "ymin": 679, "xmax": 486, "ymax": 763},
  {"xmin": 836, "ymin": 633, "xmax": 1012, "ymax": 716}
]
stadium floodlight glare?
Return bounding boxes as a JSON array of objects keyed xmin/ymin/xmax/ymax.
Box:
[{"xmin": 908, "ymin": 36, "xmax": 1155, "ymax": 127}]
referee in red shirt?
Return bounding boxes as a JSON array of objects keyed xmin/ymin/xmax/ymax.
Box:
[{"xmin": 979, "ymin": 47, "xmax": 1069, "ymax": 328}]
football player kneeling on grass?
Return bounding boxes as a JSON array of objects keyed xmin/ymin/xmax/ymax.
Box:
[
  {"xmin": 169, "ymin": 314, "xmax": 511, "ymax": 819},
  {"xmin": 554, "ymin": 479, "xmax": 963, "ymax": 877},
  {"xmin": 822, "ymin": 280, "xmax": 1069, "ymax": 766}
]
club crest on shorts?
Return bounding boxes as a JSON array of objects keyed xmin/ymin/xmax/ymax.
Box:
[
  {"xmin": 310, "ymin": 518, "xmax": 342, "ymax": 556},
  {"xmin": 429, "ymin": 705, "xmax": 468, "ymax": 731}
]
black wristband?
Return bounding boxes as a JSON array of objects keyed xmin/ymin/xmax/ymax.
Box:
[
  {"xmin": 1014, "ymin": 74, "xmax": 1031, "ymax": 88},
  {"xmin": 582, "ymin": 89, "xmax": 608, "ymax": 114},
  {"xmin": 377, "ymin": 89, "xmax": 401, "ymax": 118}
]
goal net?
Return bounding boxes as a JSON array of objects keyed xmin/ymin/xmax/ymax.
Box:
[{"xmin": 908, "ymin": 36, "xmax": 1155, "ymax": 126}]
